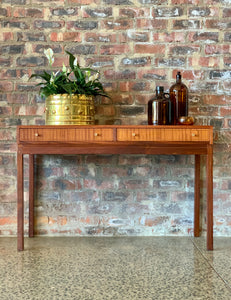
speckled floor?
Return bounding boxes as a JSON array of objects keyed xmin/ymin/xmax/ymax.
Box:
[{"xmin": 0, "ymin": 237, "xmax": 231, "ymax": 299}]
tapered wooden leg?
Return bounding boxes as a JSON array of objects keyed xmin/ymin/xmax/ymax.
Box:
[
  {"xmin": 29, "ymin": 154, "xmax": 34, "ymax": 237},
  {"xmin": 207, "ymin": 145, "xmax": 213, "ymax": 250},
  {"xmin": 194, "ymin": 155, "xmax": 200, "ymax": 237},
  {"xmin": 17, "ymin": 153, "xmax": 24, "ymax": 251}
]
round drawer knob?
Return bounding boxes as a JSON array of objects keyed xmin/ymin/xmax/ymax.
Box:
[
  {"xmin": 35, "ymin": 133, "xmax": 39, "ymax": 137},
  {"xmin": 65, "ymin": 106, "xmax": 69, "ymax": 111},
  {"xmin": 52, "ymin": 110, "xmax": 56, "ymax": 114},
  {"xmin": 94, "ymin": 133, "xmax": 100, "ymax": 137},
  {"xmin": 132, "ymin": 133, "xmax": 137, "ymax": 137}
]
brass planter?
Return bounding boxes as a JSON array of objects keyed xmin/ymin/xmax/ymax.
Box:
[{"xmin": 45, "ymin": 94, "xmax": 95, "ymax": 125}]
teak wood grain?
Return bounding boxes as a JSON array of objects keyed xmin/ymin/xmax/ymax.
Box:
[{"xmin": 17, "ymin": 125, "xmax": 213, "ymax": 251}]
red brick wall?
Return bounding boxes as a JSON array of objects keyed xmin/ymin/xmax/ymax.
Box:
[{"xmin": 0, "ymin": 0, "xmax": 231, "ymax": 236}]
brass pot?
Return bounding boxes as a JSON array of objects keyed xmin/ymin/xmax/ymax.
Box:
[{"xmin": 45, "ymin": 94, "xmax": 95, "ymax": 125}]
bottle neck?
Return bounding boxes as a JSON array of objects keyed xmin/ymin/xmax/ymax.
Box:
[
  {"xmin": 176, "ymin": 72, "xmax": 182, "ymax": 84},
  {"xmin": 176, "ymin": 77, "xmax": 181, "ymax": 84},
  {"xmin": 156, "ymin": 88, "xmax": 164, "ymax": 99}
]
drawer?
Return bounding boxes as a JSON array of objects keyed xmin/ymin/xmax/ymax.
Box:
[
  {"xmin": 19, "ymin": 128, "xmax": 114, "ymax": 142},
  {"xmin": 116, "ymin": 128, "xmax": 211, "ymax": 142}
]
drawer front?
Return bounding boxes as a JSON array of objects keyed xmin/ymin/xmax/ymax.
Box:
[
  {"xmin": 19, "ymin": 128, "xmax": 114, "ymax": 142},
  {"xmin": 116, "ymin": 128, "xmax": 211, "ymax": 142}
]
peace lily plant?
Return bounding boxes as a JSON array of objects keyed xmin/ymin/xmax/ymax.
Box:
[{"xmin": 30, "ymin": 48, "xmax": 108, "ymax": 99}]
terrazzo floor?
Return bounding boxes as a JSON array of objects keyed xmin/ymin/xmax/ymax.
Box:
[{"xmin": 0, "ymin": 236, "xmax": 231, "ymax": 300}]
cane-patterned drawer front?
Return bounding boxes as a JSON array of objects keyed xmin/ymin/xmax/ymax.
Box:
[
  {"xmin": 19, "ymin": 128, "xmax": 114, "ymax": 142},
  {"xmin": 116, "ymin": 128, "xmax": 211, "ymax": 142}
]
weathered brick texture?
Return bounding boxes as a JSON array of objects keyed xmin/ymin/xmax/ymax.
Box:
[{"xmin": 0, "ymin": 0, "xmax": 231, "ymax": 236}]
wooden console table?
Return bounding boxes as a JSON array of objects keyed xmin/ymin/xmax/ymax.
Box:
[{"xmin": 17, "ymin": 125, "xmax": 213, "ymax": 251}]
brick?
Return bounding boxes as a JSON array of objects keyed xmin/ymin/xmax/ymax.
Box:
[
  {"xmin": 84, "ymin": 179, "xmax": 114, "ymax": 190},
  {"xmin": 119, "ymin": 7, "xmax": 150, "ymax": 18},
  {"xmin": 188, "ymin": 56, "xmax": 220, "ymax": 68},
  {"xmin": 14, "ymin": 105, "xmax": 44, "ymax": 115},
  {"xmin": 170, "ymin": 45, "xmax": 200, "ymax": 55},
  {"xmin": 102, "ymin": 191, "xmax": 133, "ymax": 202},
  {"xmin": 224, "ymin": 57, "xmax": 231, "ymax": 67},
  {"xmin": 34, "ymin": 20, "xmax": 65, "ymax": 29},
  {"xmin": 188, "ymin": 32, "xmax": 219, "ymax": 43},
  {"xmin": 220, "ymin": 107, "xmax": 231, "ymax": 116},
  {"xmin": 0, "ymin": 81, "xmax": 13, "ymax": 92},
  {"xmin": 66, "ymin": 20, "xmax": 98, "ymax": 30},
  {"xmin": 66, "ymin": 45, "xmax": 96, "ymax": 55},
  {"xmin": 103, "ymin": 0, "xmax": 133, "ymax": 4},
  {"xmin": 102, "ymin": 19, "xmax": 133, "ymax": 30},
  {"xmin": 100, "ymin": 44, "xmax": 130, "ymax": 55},
  {"xmin": 50, "ymin": 32, "xmax": 81, "ymax": 42},
  {"xmin": 190, "ymin": 106, "xmax": 219, "ymax": 117},
  {"xmin": 51, "ymin": 7, "xmax": 78, "ymax": 16},
  {"xmin": 32, "ymin": 0, "xmax": 64, "ymax": 4},
  {"xmin": 205, "ymin": 45, "xmax": 231, "ymax": 55},
  {"xmin": 171, "ymin": 0, "xmax": 199, "ymax": 3},
  {"xmin": 224, "ymin": 33, "xmax": 231, "ymax": 42},
  {"xmin": 209, "ymin": 70, "xmax": 231, "ymax": 80},
  {"xmin": 104, "ymin": 69, "xmax": 136, "ymax": 80},
  {"xmin": 111, "ymin": 94, "xmax": 134, "ymax": 105},
  {"xmin": 13, "ymin": 8, "xmax": 43, "ymax": 17},
  {"xmin": 138, "ymin": 69, "xmax": 167, "ymax": 80},
  {"xmin": 85, "ymin": 57, "xmax": 114, "ymax": 68},
  {"xmin": 173, "ymin": 19, "xmax": 200, "ymax": 29},
  {"xmin": 189, "ymin": 81, "xmax": 218, "ymax": 93},
  {"xmin": 2, "ymin": 20, "xmax": 29, "ymax": 29},
  {"xmin": 188, "ymin": 7, "xmax": 216, "ymax": 17},
  {"xmin": 17, "ymin": 32, "xmax": 46, "ymax": 42},
  {"xmin": 84, "ymin": 33, "xmax": 117, "ymax": 43},
  {"xmin": 32, "ymin": 44, "xmax": 62, "ymax": 54},
  {"xmin": 153, "ymin": 32, "xmax": 185, "ymax": 43},
  {"xmin": 223, "ymin": 8, "xmax": 231, "ymax": 18},
  {"xmin": 7, "ymin": 93, "xmax": 29, "ymax": 104},
  {"xmin": 67, "ymin": 0, "xmax": 100, "ymax": 3},
  {"xmin": 154, "ymin": 7, "xmax": 183, "ymax": 18},
  {"xmin": 83, "ymin": 7, "xmax": 112, "ymax": 18},
  {"xmin": 0, "ymin": 217, "xmax": 17, "ymax": 226},
  {"xmin": 0, "ymin": 7, "xmax": 11, "ymax": 17},
  {"xmin": 121, "ymin": 57, "xmax": 151, "ymax": 67},
  {"xmin": 118, "ymin": 105, "xmax": 145, "ymax": 116},
  {"xmin": 119, "ymin": 81, "xmax": 150, "ymax": 92},
  {"xmin": 0, "ymin": 45, "xmax": 25, "ymax": 55},
  {"xmin": 16, "ymin": 56, "xmax": 46, "ymax": 67},
  {"xmin": 203, "ymin": 95, "xmax": 231, "ymax": 106},
  {"xmin": 156, "ymin": 58, "xmax": 186, "ymax": 67},
  {"xmin": 96, "ymin": 105, "xmax": 116, "ymax": 116},
  {"xmin": 143, "ymin": 216, "xmax": 169, "ymax": 227},
  {"xmin": 206, "ymin": 19, "xmax": 231, "ymax": 30},
  {"xmin": 119, "ymin": 31, "xmax": 150, "ymax": 43},
  {"xmin": 134, "ymin": 44, "xmax": 165, "ymax": 54},
  {"xmin": 0, "ymin": 106, "xmax": 13, "ymax": 115},
  {"xmin": 0, "ymin": 32, "xmax": 13, "ymax": 41},
  {"xmin": 136, "ymin": 18, "xmax": 167, "ymax": 30}
]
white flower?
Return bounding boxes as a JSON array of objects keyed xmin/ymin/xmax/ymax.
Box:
[
  {"xmin": 62, "ymin": 63, "xmax": 67, "ymax": 73},
  {"xmin": 73, "ymin": 58, "xmax": 78, "ymax": 67},
  {"xmin": 44, "ymin": 48, "xmax": 54, "ymax": 66},
  {"xmin": 89, "ymin": 73, "xmax": 99, "ymax": 81}
]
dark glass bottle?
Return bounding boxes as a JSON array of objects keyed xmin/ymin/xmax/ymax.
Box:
[
  {"xmin": 170, "ymin": 71, "xmax": 188, "ymax": 125},
  {"xmin": 148, "ymin": 86, "xmax": 171, "ymax": 125}
]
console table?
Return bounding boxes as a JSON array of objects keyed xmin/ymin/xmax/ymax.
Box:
[{"xmin": 17, "ymin": 125, "xmax": 213, "ymax": 251}]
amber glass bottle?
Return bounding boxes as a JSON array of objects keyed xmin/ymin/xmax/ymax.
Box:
[
  {"xmin": 170, "ymin": 71, "xmax": 188, "ymax": 125},
  {"xmin": 148, "ymin": 86, "xmax": 171, "ymax": 125}
]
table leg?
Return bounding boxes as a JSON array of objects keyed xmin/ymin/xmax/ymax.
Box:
[
  {"xmin": 194, "ymin": 155, "xmax": 200, "ymax": 237},
  {"xmin": 29, "ymin": 154, "xmax": 34, "ymax": 237},
  {"xmin": 207, "ymin": 145, "xmax": 213, "ymax": 250},
  {"xmin": 17, "ymin": 153, "xmax": 24, "ymax": 251}
]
